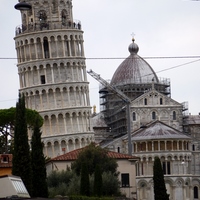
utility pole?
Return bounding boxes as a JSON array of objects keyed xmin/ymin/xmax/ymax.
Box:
[{"xmin": 87, "ymin": 69, "xmax": 132, "ymax": 155}]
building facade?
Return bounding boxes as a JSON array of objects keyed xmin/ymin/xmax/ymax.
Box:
[
  {"xmin": 97, "ymin": 39, "xmax": 200, "ymax": 200},
  {"xmin": 14, "ymin": 0, "xmax": 94, "ymax": 157}
]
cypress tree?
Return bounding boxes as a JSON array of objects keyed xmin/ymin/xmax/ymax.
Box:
[
  {"xmin": 94, "ymin": 164, "xmax": 102, "ymax": 197},
  {"xmin": 12, "ymin": 93, "xmax": 32, "ymax": 196},
  {"xmin": 153, "ymin": 156, "xmax": 169, "ymax": 200},
  {"xmin": 80, "ymin": 161, "xmax": 90, "ymax": 196},
  {"xmin": 31, "ymin": 116, "xmax": 48, "ymax": 197}
]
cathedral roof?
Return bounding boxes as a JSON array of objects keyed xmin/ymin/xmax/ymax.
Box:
[
  {"xmin": 110, "ymin": 38, "xmax": 159, "ymax": 86},
  {"xmin": 132, "ymin": 121, "xmax": 191, "ymax": 141}
]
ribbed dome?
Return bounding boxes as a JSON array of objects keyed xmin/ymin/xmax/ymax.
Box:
[{"xmin": 111, "ymin": 39, "xmax": 159, "ymax": 86}]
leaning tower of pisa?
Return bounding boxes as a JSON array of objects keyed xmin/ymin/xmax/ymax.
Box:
[{"xmin": 14, "ymin": 0, "xmax": 94, "ymax": 157}]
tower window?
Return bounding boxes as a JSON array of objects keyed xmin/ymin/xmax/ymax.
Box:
[
  {"xmin": 133, "ymin": 112, "xmax": 136, "ymax": 121},
  {"xmin": 40, "ymin": 75, "xmax": 46, "ymax": 84},
  {"xmin": 121, "ymin": 173, "xmax": 129, "ymax": 187},
  {"xmin": 43, "ymin": 38, "xmax": 49, "ymax": 58},
  {"xmin": 173, "ymin": 111, "xmax": 176, "ymax": 120},
  {"xmin": 152, "ymin": 112, "xmax": 156, "ymax": 120}
]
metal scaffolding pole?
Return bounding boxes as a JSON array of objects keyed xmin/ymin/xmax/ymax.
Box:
[{"xmin": 87, "ymin": 69, "xmax": 132, "ymax": 155}]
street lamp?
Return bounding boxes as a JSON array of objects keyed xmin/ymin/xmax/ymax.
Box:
[{"xmin": 14, "ymin": 1, "xmax": 32, "ymax": 11}]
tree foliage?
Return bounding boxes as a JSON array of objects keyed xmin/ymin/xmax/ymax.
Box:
[
  {"xmin": 153, "ymin": 157, "xmax": 169, "ymax": 200},
  {"xmin": 31, "ymin": 116, "xmax": 48, "ymax": 198},
  {"xmin": 0, "ymin": 107, "xmax": 43, "ymax": 154},
  {"xmin": 80, "ymin": 161, "xmax": 90, "ymax": 196},
  {"xmin": 47, "ymin": 170, "xmax": 121, "ymax": 197},
  {"xmin": 71, "ymin": 143, "xmax": 118, "ymax": 176},
  {"xmin": 47, "ymin": 170, "xmax": 79, "ymax": 197},
  {"xmin": 94, "ymin": 164, "xmax": 102, "ymax": 197},
  {"xmin": 12, "ymin": 94, "xmax": 32, "ymax": 196}
]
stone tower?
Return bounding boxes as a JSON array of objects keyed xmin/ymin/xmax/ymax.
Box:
[{"xmin": 14, "ymin": 0, "xmax": 94, "ymax": 157}]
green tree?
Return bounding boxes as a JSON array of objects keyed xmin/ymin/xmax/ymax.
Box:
[
  {"xmin": 12, "ymin": 94, "xmax": 32, "ymax": 196},
  {"xmin": 31, "ymin": 116, "xmax": 48, "ymax": 197},
  {"xmin": 47, "ymin": 170, "xmax": 79, "ymax": 197},
  {"xmin": 102, "ymin": 172, "xmax": 121, "ymax": 196},
  {"xmin": 47, "ymin": 169, "xmax": 121, "ymax": 197},
  {"xmin": 94, "ymin": 164, "xmax": 102, "ymax": 197},
  {"xmin": 153, "ymin": 157, "xmax": 169, "ymax": 200},
  {"xmin": 0, "ymin": 107, "xmax": 43, "ymax": 154},
  {"xmin": 80, "ymin": 161, "xmax": 90, "ymax": 196},
  {"xmin": 71, "ymin": 143, "xmax": 118, "ymax": 176}
]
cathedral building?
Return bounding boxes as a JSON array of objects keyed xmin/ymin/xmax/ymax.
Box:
[
  {"xmin": 96, "ymin": 39, "xmax": 200, "ymax": 200},
  {"xmin": 14, "ymin": 0, "xmax": 94, "ymax": 157}
]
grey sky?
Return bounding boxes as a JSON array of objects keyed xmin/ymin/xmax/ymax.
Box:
[{"xmin": 1, "ymin": 0, "xmax": 200, "ymax": 114}]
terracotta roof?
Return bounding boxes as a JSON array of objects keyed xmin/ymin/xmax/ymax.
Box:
[{"xmin": 49, "ymin": 147, "xmax": 138, "ymax": 162}]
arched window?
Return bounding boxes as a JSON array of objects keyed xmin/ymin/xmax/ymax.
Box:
[
  {"xmin": 152, "ymin": 112, "xmax": 156, "ymax": 120},
  {"xmin": 133, "ymin": 112, "xmax": 136, "ymax": 121},
  {"xmin": 160, "ymin": 98, "xmax": 163, "ymax": 105},
  {"xmin": 194, "ymin": 186, "xmax": 198, "ymax": 198},
  {"xmin": 144, "ymin": 98, "xmax": 147, "ymax": 105},
  {"xmin": 173, "ymin": 111, "xmax": 176, "ymax": 120},
  {"xmin": 39, "ymin": 10, "xmax": 47, "ymax": 23},
  {"xmin": 61, "ymin": 10, "xmax": 67, "ymax": 25},
  {"xmin": 43, "ymin": 37, "xmax": 49, "ymax": 58}
]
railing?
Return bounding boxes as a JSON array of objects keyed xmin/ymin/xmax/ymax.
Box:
[{"xmin": 15, "ymin": 19, "xmax": 82, "ymax": 36}]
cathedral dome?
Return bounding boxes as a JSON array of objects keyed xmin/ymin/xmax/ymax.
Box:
[{"xmin": 111, "ymin": 38, "xmax": 159, "ymax": 86}]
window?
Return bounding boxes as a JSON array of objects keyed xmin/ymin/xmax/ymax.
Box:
[
  {"xmin": 152, "ymin": 112, "xmax": 156, "ymax": 120},
  {"xmin": 61, "ymin": 10, "xmax": 67, "ymax": 25},
  {"xmin": 117, "ymin": 147, "xmax": 120, "ymax": 153},
  {"xmin": 132, "ymin": 112, "xmax": 136, "ymax": 121},
  {"xmin": 160, "ymin": 98, "xmax": 163, "ymax": 105},
  {"xmin": 144, "ymin": 98, "xmax": 147, "ymax": 105},
  {"xmin": 43, "ymin": 37, "xmax": 49, "ymax": 58},
  {"xmin": 173, "ymin": 111, "xmax": 176, "ymax": 120},
  {"xmin": 40, "ymin": 75, "xmax": 46, "ymax": 84},
  {"xmin": 194, "ymin": 186, "xmax": 198, "ymax": 198},
  {"xmin": 162, "ymin": 161, "xmax": 171, "ymax": 175},
  {"xmin": 1, "ymin": 155, "xmax": 9, "ymax": 163},
  {"xmin": 121, "ymin": 173, "xmax": 129, "ymax": 187}
]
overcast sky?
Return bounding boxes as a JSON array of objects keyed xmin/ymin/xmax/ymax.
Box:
[{"xmin": 1, "ymin": 0, "xmax": 200, "ymax": 115}]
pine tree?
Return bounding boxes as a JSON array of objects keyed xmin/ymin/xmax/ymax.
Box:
[
  {"xmin": 94, "ymin": 164, "xmax": 102, "ymax": 197},
  {"xmin": 80, "ymin": 161, "xmax": 90, "ymax": 196},
  {"xmin": 153, "ymin": 156, "xmax": 169, "ymax": 200},
  {"xmin": 31, "ymin": 116, "xmax": 48, "ymax": 197},
  {"xmin": 12, "ymin": 93, "xmax": 32, "ymax": 196}
]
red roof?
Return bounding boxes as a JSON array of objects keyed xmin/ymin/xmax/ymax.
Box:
[{"xmin": 49, "ymin": 147, "xmax": 138, "ymax": 162}]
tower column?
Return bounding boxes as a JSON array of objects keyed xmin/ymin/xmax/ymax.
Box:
[
  {"xmin": 48, "ymin": 38, "xmax": 52, "ymax": 58},
  {"xmin": 62, "ymin": 37, "xmax": 66, "ymax": 57},
  {"xmin": 41, "ymin": 41, "xmax": 45, "ymax": 59},
  {"xmin": 28, "ymin": 41, "xmax": 32, "ymax": 61}
]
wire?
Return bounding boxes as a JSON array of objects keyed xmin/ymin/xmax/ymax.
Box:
[{"xmin": 0, "ymin": 55, "xmax": 200, "ymax": 60}]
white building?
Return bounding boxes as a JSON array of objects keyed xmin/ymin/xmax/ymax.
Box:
[
  {"xmin": 14, "ymin": 0, "xmax": 94, "ymax": 157},
  {"xmin": 97, "ymin": 39, "xmax": 200, "ymax": 200}
]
